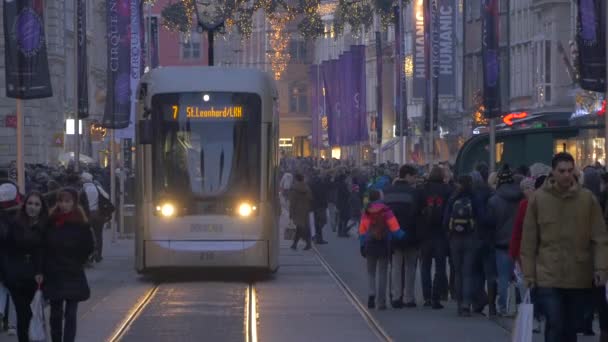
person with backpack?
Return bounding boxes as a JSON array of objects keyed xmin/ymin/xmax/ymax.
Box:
[
  {"xmin": 418, "ymin": 166, "xmax": 452, "ymax": 309},
  {"xmin": 486, "ymin": 165, "xmax": 523, "ymax": 316},
  {"xmin": 80, "ymin": 172, "xmax": 114, "ymax": 263},
  {"xmin": 443, "ymin": 175, "xmax": 479, "ymax": 316},
  {"xmin": 359, "ymin": 190, "xmax": 405, "ymax": 310},
  {"xmin": 383, "ymin": 164, "xmax": 421, "ymax": 309}
]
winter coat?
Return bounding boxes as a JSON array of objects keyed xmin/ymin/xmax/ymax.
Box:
[
  {"xmin": 508, "ymin": 198, "xmax": 528, "ymax": 261},
  {"xmin": 288, "ymin": 181, "xmax": 313, "ymax": 228},
  {"xmin": 418, "ymin": 181, "xmax": 452, "ymax": 241},
  {"xmin": 487, "ymin": 183, "xmax": 523, "ymax": 249},
  {"xmin": 358, "ymin": 202, "xmax": 405, "ymax": 258},
  {"xmin": 383, "ymin": 180, "xmax": 421, "ymax": 248},
  {"xmin": 521, "ymin": 177, "xmax": 608, "ymax": 289},
  {"xmin": 1, "ymin": 217, "xmax": 45, "ymax": 289},
  {"xmin": 44, "ymin": 212, "xmax": 94, "ymax": 302},
  {"xmin": 310, "ymin": 176, "xmax": 329, "ymax": 211},
  {"xmin": 336, "ymin": 177, "xmax": 351, "ymax": 220}
]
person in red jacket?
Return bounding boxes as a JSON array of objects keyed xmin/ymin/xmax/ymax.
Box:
[{"xmin": 509, "ymin": 175, "xmax": 546, "ymax": 262}]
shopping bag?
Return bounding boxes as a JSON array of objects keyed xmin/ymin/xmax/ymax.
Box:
[
  {"xmin": 284, "ymin": 220, "xmax": 296, "ymax": 241},
  {"xmin": 506, "ymin": 282, "xmax": 518, "ymax": 317},
  {"xmin": 308, "ymin": 212, "xmax": 316, "ymax": 238},
  {"xmin": 511, "ymin": 290, "xmax": 534, "ymax": 342},
  {"xmin": 29, "ymin": 289, "xmax": 46, "ymax": 342}
]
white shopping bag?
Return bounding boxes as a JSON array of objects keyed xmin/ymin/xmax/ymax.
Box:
[
  {"xmin": 506, "ymin": 282, "xmax": 518, "ymax": 317},
  {"xmin": 309, "ymin": 212, "xmax": 316, "ymax": 238},
  {"xmin": 29, "ymin": 289, "xmax": 46, "ymax": 342},
  {"xmin": 511, "ymin": 290, "xmax": 534, "ymax": 342}
]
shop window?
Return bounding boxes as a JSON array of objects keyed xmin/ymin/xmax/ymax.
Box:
[
  {"xmin": 289, "ymin": 83, "xmax": 308, "ymax": 113},
  {"xmin": 181, "ymin": 32, "xmax": 201, "ymax": 60}
]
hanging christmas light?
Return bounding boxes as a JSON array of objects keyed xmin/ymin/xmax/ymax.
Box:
[{"xmin": 267, "ymin": 13, "xmax": 292, "ymax": 80}]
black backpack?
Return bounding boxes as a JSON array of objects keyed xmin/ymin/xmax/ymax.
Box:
[
  {"xmin": 449, "ymin": 197, "xmax": 475, "ymax": 233},
  {"xmin": 97, "ymin": 189, "xmax": 115, "ymax": 223}
]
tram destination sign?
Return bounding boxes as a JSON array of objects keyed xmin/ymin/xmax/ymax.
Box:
[{"xmin": 165, "ymin": 105, "xmax": 245, "ymax": 121}]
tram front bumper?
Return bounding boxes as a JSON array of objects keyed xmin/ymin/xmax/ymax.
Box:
[{"xmin": 143, "ymin": 239, "xmax": 269, "ymax": 268}]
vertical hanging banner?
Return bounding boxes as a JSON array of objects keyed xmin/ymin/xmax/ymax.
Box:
[
  {"xmin": 375, "ymin": 32, "xmax": 383, "ymax": 146},
  {"xmin": 77, "ymin": 0, "xmax": 89, "ymax": 118},
  {"xmin": 149, "ymin": 16, "xmax": 160, "ymax": 68},
  {"xmin": 412, "ymin": 0, "xmax": 427, "ymax": 99},
  {"xmin": 3, "ymin": 0, "xmax": 53, "ymax": 99},
  {"xmin": 124, "ymin": 0, "xmax": 143, "ymax": 138},
  {"xmin": 103, "ymin": 0, "xmax": 132, "ymax": 129},
  {"xmin": 394, "ymin": 5, "xmax": 404, "ymax": 136},
  {"xmin": 577, "ymin": 0, "xmax": 606, "ymax": 92},
  {"xmin": 309, "ymin": 64, "xmax": 320, "ymax": 148},
  {"xmin": 340, "ymin": 51, "xmax": 353, "ymax": 145},
  {"xmin": 437, "ymin": 0, "xmax": 456, "ymax": 96},
  {"xmin": 423, "ymin": 0, "xmax": 433, "ymax": 131},
  {"xmin": 351, "ymin": 45, "xmax": 368, "ymax": 143},
  {"xmin": 482, "ymin": 0, "xmax": 501, "ymax": 117}
]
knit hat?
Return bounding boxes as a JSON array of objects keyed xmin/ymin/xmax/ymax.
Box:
[{"xmin": 497, "ymin": 165, "xmax": 514, "ymax": 187}]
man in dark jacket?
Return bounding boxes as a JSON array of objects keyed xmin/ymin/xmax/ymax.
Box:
[
  {"xmin": 289, "ymin": 174, "xmax": 313, "ymax": 250},
  {"xmin": 418, "ymin": 166, "xmax": 452, "ymax": 309},
  {"xmin": 309, "ymin": 170, "xmax": 329, "ymax": 244},
  {"xmin": 384, "ymin": 164, "xmax": 421, "ymax": 308},
  {"xmin": 486, "ymin": 165, "xmax": 523, "ymax": 315}
]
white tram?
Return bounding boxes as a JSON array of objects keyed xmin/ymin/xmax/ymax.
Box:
[{"xmin": 134, "ymin": 67, "xmax": 280, "ymax": 273}]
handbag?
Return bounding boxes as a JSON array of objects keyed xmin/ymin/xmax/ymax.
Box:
[
  {"xmin": 511, "ymin": 289, "xmax": 534, "ymax": 342},
  {"xmin": 506, "ymin": 282, "xmax": 518, "ymax": 317},
  {"xmin": 29, "ymin": 288, "xmax": 46, "ymax": 341},
  {"xmin": 284, "ymin": 220, "xmax": 296, "ymax": 241}
]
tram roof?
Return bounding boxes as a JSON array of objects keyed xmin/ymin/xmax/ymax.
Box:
[{"xmin": 140, "ymin": 66, "xmax": 277, "ymax": 100}]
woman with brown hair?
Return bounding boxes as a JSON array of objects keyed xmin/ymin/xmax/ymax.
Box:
[
  {"xmin": 44, "ymin": 187, "xmax": 94, "ymax": 342},
  {"xmin": 2, "ymin": 191, "xmax": 47, "ymax": 342}
]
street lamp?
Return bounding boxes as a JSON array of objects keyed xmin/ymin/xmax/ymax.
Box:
[{"xmin": 194, "ymin": 0, "xmax": 227, "ymax": 66}]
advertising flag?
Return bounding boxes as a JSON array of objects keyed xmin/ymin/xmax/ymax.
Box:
[
  {"xmin": 351, "ymin": 45, "xmax": 368, "ymax": 143},
  {"xmin": 77, "ymin": 0, "xmax": 89, "ymax": 118},
  {"xmin": 3, "ymin": 0, "xmax": 53, "ymax": 99},
  {"xmin": 309, "ymin": 64, "xmax": 320, "ymax": 148},
  {"xmin": 577, "ymin": 0, "xmax": 606, "ymax": 92},
  {"xmin": 103, "ymin": 0, "xmax": 132, "ymax": 129},
  {"xmin": 482, "ymin": 0, "xmax": 501, "ymax": 117}
]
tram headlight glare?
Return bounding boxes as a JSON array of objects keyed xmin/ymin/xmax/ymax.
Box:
[
  {"xmin": 159, "ymin": 203, "xmax": 176, "ymax": 217},
  {"xmin": 238, "ymin": 203, "xmax": 254, "ymax": 217}
]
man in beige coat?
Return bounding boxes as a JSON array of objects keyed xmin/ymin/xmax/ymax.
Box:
[{"xmin": 521, "ymin": 152, "xmax": 608, "ymax": 342}]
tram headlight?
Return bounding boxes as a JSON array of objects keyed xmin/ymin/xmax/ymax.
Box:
[
  {"xmin": 157, "ymin": 203, "xmax": 176, "ymax": 217},
  {"xmin": 237, "ymin": 202, "xmax": 256, "ymax": 217}
]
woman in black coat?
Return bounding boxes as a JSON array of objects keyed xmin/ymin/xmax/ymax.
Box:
[
  {"xmin": 45, "ymin": 187, "xmax": 94, "ymax": 342},
  {"xmin": 2, "ymin": 191, "xmax": 46, "ymax": 342}
]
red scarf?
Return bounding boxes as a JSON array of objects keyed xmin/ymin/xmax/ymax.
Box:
[{"xmin": 52, "ymin": 211, "xmax": 79, "ymax": 227}]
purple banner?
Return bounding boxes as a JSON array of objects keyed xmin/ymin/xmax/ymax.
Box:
[
  {"xmin": 309, "ymin": 64, "xmax": 320, "ymax": 148},
  {"xmin": 577, "ymin": 0, "xmax": 606, "ymax": 92},
  {"xmin": 77, "ymin": 0, "xmax": 89, "ymax": 118},
  {"xmin": 147, "ymin": 16, "xmax": 160, "ymax": 69},
  {"xmin": 103, "ymin": 0, "xmax": 132, "ymax": 129},
  {"xmin": 482, "ymin": 0, "xmax": 501, "ymax": 117},
  {"xmin": 3, "ymin": 0, "xmax": 52, "ymax": 99},
  {"xmin": 352, "ymin": 45, "xmax": 368, "ymax": 143},
  {"xmin": 375, "ymin": 32, "xmax": 383, "ymax": 145}
]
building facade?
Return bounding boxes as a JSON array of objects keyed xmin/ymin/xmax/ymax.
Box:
[
  {"xmin": 464, "ymin": 0, "xmax": 577, "ymax": 134},
  {"xmin": 0, "ymin": 0, "xmax": 108, "ymax": 166}
]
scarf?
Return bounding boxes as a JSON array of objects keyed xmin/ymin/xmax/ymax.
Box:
[{"xmin": 52, "ymin": 211, "xmax": 78, "ymax": 227}]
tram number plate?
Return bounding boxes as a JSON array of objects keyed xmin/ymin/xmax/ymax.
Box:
[
  {"xmin": 190, "ymin": 223, "xmax": 223, "ymax": 233},
  {"xmin": 200, "ymin": 252, "xmax": 215, "ymax": 261}
]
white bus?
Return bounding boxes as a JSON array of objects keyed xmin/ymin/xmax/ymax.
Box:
[{"xmin": 134, "ymin": 67, "xmax": 280, "ymax": 274}]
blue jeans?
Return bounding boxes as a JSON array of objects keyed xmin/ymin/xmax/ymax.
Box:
[
  {"xmin": 495, "ymin": 248, "xmax": 513, "ymax": 313},
  {"xmin": 534, "ymin": 287, "xmax": 590, "ymax": 342},
  {"xmin": 449, "ymin": 234, "xmax": 479, "ymax": 308}
]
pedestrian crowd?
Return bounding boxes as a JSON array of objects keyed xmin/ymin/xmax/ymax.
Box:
[
  {"xmin": 283, "ymin": 153, "xmax": 608, "ymax": 342},
  {"xmin": 0, "ymin": 161, "xmax": 114, "ymax": 342}
]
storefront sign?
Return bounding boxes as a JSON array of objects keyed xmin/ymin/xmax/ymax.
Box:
[{"xmin": 502, "ymin": 112, "xmax": 528, "ymax": 126}]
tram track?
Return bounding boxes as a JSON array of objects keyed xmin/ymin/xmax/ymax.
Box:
[
  {"xmin": 312, "ymin": 245, "xmax": 394, "ymax": 342},
  {"xmin": 107, "ymin": 281, "xmax": 258, "ymax": 342}
]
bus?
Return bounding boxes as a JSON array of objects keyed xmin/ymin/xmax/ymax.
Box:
[
  {"xmin": 454, "ymin": 124, "xmax": 605, "ymax": 175},
  {"xmin": 134, "ymin": 67, "xmax": 280, "ymax": 274}
]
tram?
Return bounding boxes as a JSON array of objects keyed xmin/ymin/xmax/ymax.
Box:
[{"xmin": 134, "ymin": 67, "xmax": 280, "ymax": 273}]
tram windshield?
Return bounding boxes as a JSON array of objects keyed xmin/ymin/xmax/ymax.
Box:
[{"xmin": 151, "ymin": 92, "xmax": 261, "ymax": 206}]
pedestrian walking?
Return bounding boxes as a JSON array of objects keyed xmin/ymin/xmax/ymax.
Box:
[
  {"xmin": 1, "ymin": 192, "xmax": 46, "ymax": 342},
  {"xmin": 486, "ymin": 165, "xmax": 523, "ymax": 316},
  {"xmin": 383, "ymin": 165, "xmax": 421, "ymax": 308},
  {"xmin": 444, "ymin": 175, "xmax": 480, "ymax": 317},
  {"xmin": 289, "ymin": 174, "xmax": 313, "ymax": 250},
  {"xmin": 309, "ymin": 170, "xmax": 329, "ymax": 244},
  {"xmin": 44, "ymin": 188, "xmax": 95, "ymax": 342},
  {"xmin": 359, "ymin": 190, "xmax": 405, "ymax": 310},
  {"xmin": 418, "ymin": 166, "xmax": 451, "ymax": 309},
  {"xmin": 521, "ymin": 152, "xmax": 608, "ymax": 342}
]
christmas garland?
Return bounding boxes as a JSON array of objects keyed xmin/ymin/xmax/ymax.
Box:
[{"xmin": 158, "ymin": 0, "xmax": 407, "ymax": 40}]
